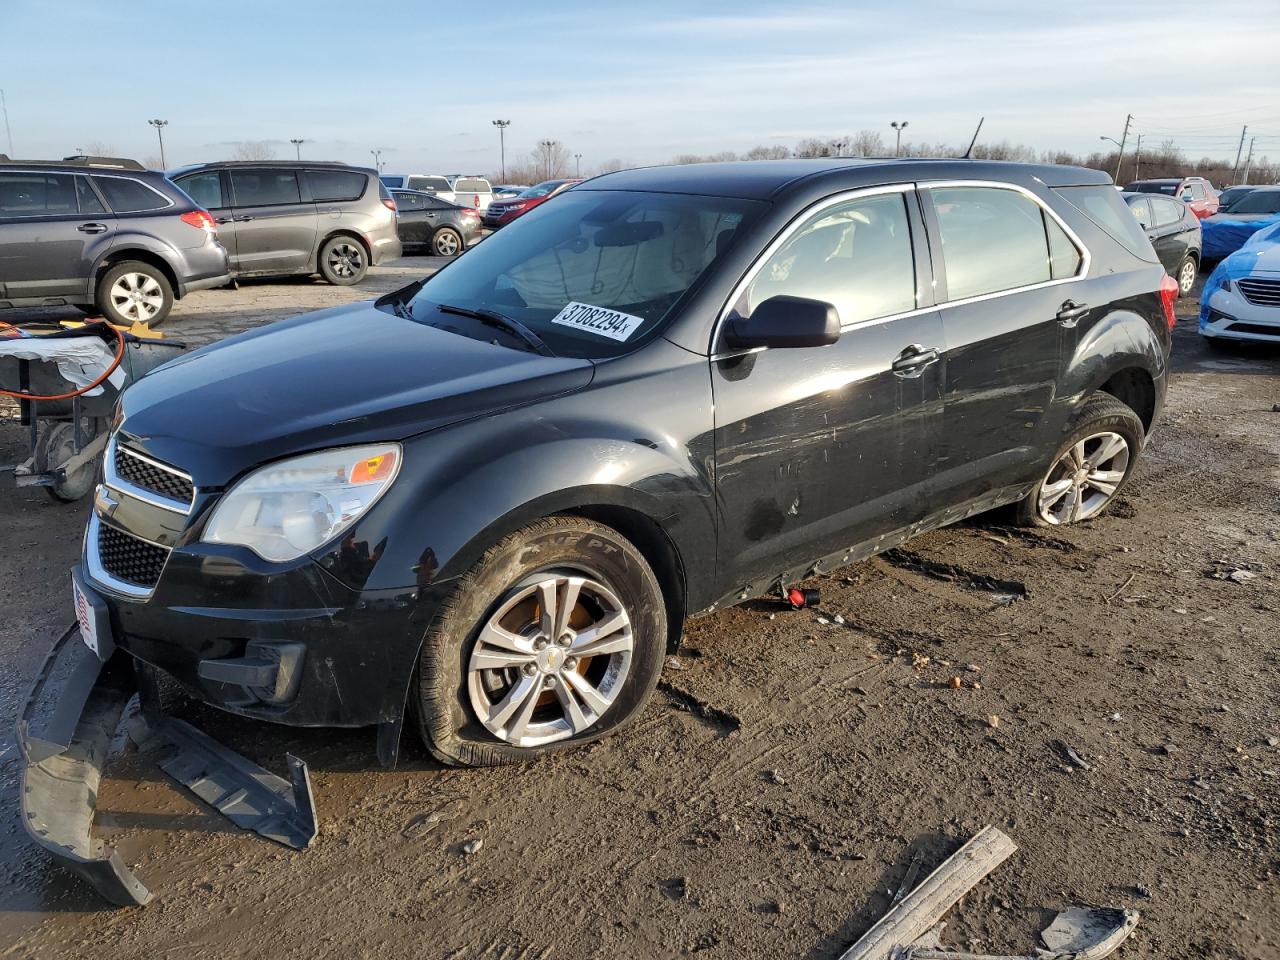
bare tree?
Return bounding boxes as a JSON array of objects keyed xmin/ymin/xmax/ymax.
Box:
[
  {"xmin": 231, "ymin": 141, "xmax": 276, "ymax": 161},
  {"xmin": 80, "ymin": 140, "xmax": 116, "ymax": 157},
  {"xmin": 849, "ymin": 130, "xmax": 886, "ymax": 157},
  {"xmin": 793, "ymin": 138, "xmax": 834, "ymax": 159},
  {"xmin": 142, "ymin": 155, "xmax": 164, "ymax": 170},
  {"xmin": 593, "ymin": 158, "xmax": 630, "ymax": 174},
  {"xmin": 532, "ymin": 139, "xmax": 571, "ymax": 180},
  {"xmin": 744, "ymin": 145, "xmax": 791, "ymax": 161}
]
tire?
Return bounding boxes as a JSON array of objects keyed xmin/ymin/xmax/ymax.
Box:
[
  {"xmin": 1176, "ymin": 255, "xmax": 1198, "ymax": 297},
  {"xmin": 431, "ymin": 227, "xmax": 463, "ymax": 257},
  {"xmin": 318, "ymin": 235, "xmax": 368, "ymax": 285},
  {"xmin": 414, "ymin": 516, "xmax": 667, "ymax": 767},
  {"xmin": 34, "ymin": 419, "xmax": 100, "ymax": 502},
  {"xmin": 1014, "ymin": 394, "xmax": 1144, "ymax": 528},
  {"xmin": 96, "ymin": 261, "xmax": 173, "ymax": 327}
]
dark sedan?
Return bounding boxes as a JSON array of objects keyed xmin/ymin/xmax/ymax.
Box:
[
  {"xmin": 391, "ymin": 189, "xmax": 482, "ymax": 257},
  {"xmin": 1123, "ymin": 191, "xmax": 1201, "ymax": 295}
]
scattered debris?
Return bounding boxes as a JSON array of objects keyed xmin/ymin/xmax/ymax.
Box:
[
  {"xmin": 1109, "ymin": 712, "xmax": 1123, "ymax": 722},
  {"xmin": 659, "ymin": 876, "xmax": 688, "ymax": 901},
  {"xmin": 890, "ymin": 852, "xmax": 925, "ymax": 907},
  {"xmin": 1104, "ymin": 573, "xmax": 1136, "ymax": 604},
  {"xmin": 965, "ymin": 664, "xmax": 981, "ymax": 674},
  {"xmin": 817, "ymin": 617, "xmax": 831, "ymax": 625},
  {"xmin": 402, "ymin": 802, "xmax": 460, "ymax": 840},
  {"xmin": 1205, "ymin": 562, "xmax": 1257, "ymax": 584},
  {"xmin": 762, "ymin": 768, "xmax": 787, "ymax": 786},
  {"xmin": 461, "ymin": 838, "xmax": 484, "ymax": 856},
  {"xmin": 664, "ymin": 655, "xmax": 685, "ymax": 671},
  {"xmin": 986, "ymin": 715, "xmax": 1000, "ymax": 729},
  {"xmin": 786, "ymin": 587, "xmax": 821, "ymax": 609},
  {"xmin": 912, "ymin": 652, "xmax": 931, "ymax": 669},
  {"xmin": 947, "ymin": 677, "xmax": 962, "ymax": 690},
  {"xmin": 1054, "ymin": 741, "xmax": 1092, "ymax": 771},
  {"xmin": 834, "ymin": 614, "xmax": 846, "ymax": 625}
]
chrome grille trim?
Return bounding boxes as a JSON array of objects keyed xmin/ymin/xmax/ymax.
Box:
[
  {"xmin": 1237, "ymin": 277, "xmax": 1280, "ymax": 306},
  {"xmin": 104, "ymin": 438, "xmax": 196, "ymax": 513},
  {"xmin": 86, "ymin": 513, "xmax": 169, "ymax": 600}
]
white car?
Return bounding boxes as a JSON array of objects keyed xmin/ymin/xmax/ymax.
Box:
[
  {"xmin": 1200, "ymin": 222, "xmax": 1280, "ymax": 344},
  {"xmin": 447, "ymin": 175, "xmax": 493, "ymax": 212},
  {"xmin": 379, "ymin": 174, "xmax": 456, "ymax": 204}
]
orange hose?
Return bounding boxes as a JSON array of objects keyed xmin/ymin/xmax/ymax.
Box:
[{"xmin": 0, "ymin": 320, "xmax": 127, "ymax": 401}]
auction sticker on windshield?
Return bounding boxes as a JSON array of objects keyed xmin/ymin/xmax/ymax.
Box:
[{"xmin": 550, "ymin": 301, "xmax": 646, "ymax": 342}]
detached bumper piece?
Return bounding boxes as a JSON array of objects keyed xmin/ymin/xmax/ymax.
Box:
[{"xmin": 17, "ymin": 624, "xmax": 318, "ymax": 908}]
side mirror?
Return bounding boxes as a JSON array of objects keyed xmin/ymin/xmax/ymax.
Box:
[{"xmin": 724, "ymin": 295, "xmax": 841, "ymax": 350}]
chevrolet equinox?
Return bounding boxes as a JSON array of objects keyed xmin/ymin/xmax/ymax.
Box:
[{"xmin": 76, "ymin": 159, "xmax": 1175, "ymax": 767}]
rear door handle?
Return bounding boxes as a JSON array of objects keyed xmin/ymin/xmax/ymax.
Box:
[
  {"xmin": 77, "ymin": 222, "xmax": 108, "ymax": 234},
  {"xmin": 214, "ymin": 216, "xmax": 233, "ymax": 224},
  {"xmin": 1057, "ymin": 300, "xmax": 1090, "ymax": 328},
  {"xmin": 235, "ymin": 216, "xmax": 255, "ymax": 223},
  {"xmin": 891, "ymin": 344, "xmax": 940, "ymax": 378}
]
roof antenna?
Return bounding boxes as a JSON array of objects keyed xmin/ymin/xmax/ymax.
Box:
[{"xmin": 963, "ymin": 117, "xmax": 985, "ymax": 159}]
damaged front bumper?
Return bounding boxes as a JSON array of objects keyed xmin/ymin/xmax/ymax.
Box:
[{"xmin": 16, "ymin": 622, "xmax": 318, "ymax": 908}]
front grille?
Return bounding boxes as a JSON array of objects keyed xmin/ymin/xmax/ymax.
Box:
[
  {"xmin": 1237, "ymin": 278, "xmax": 1280, "ymax": 306},
  {"xmin": 98, "ymin": 522, "xmax": 169, "ymax": 589},
  {"xmin": 1226, "ymin": 322, "xmax": 1280, "ymax": 338},
  {"xmin": 114, "ymin": 445, "xmax": 194, "ymax": 505}
]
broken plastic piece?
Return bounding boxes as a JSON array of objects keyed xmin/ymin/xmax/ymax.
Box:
[
  {"xmin": 156, "ymin": 717, "xmax": 317, "ymax": 850},
  {"xmin": 787, "ymin": 587, "xmax": 820, "ymax": 609}
]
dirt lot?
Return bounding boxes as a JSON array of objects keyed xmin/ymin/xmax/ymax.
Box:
[{"xmin": 1, "ymin": 263, "xmax": 1276, "ymax": 960}]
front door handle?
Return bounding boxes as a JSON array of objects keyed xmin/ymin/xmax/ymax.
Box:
[
  {"xmin": 891, "ymin": 344, "xmax": 940, "ymax": 378},
  {"xmin": 77, "ymin": 222, "xmax": 108, "ymax": 234},
  {"xmin": 235, "ymin": 216, "xmax": 255, "ymax": 223},
  {"xmin": 1057, "ymin": 300, "xmax": 1090, "ymax": 328}
]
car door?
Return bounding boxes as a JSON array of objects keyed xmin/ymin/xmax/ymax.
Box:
[
  {"xmin": 1149, "ymin": 196, "xmax": 1192, "ymax": 272},
  {"xmin": 391, "ymin": 191, "xmax": 432, "ymax": 244},
  {"xmin": 920, "ymin": 182, "xmax": 1086, "ymax": 507},
  {"xmin": 227, "ymin": 168, "xmax": 317, "ymax": 274},
  {"xmin": 712, "ymin": 186, "xmax": 944, "ymax": 590},
  {"xmin": 0, "ymin": 170, "xmax": 113, "ymax": 300},
  {"xmin": 174, "ymin": 169, "xmax": 234, "ymax": 261}
]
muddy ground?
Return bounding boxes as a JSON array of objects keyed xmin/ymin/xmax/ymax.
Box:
[{"xmin": 0, "ymin": 263, "xmax": 1276, "ymax": 960}]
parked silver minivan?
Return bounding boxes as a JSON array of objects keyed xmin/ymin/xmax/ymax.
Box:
[{"xmin": 171, "ymin": 161, "xmax": 400, "ymax": 285}]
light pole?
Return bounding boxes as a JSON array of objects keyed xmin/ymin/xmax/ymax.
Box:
[
  {"xmin": 574, "ymin": 153, "xmax": 582, "ymax": 177},
  {"xmin": 890, "ymin": 121, "xmax": 908, "ymax": 157},
  {"xmin": 290, "ymin": 138, "xmax": 305, "ymax": 160},
  {"xmin": 539, "ymin": 139, "xmax": 556, "ymax": 180},
  {"xmin": 1103, "ymin": 114, "xmax": 1132, "ymax": 183},
  {"xmin": 0, "ymin": 88, "xmax": 13, "ymax": 157},
  {"xmin": 370, "ymin": 148, "xmax": 383, "ymax": 173},
  {"xmin": 492, "ymin": 120, "xmax": 511, "ymax": 181},
  {"xmin": 148, "ymin": 118, "xmax": 168, "ymax": 168}
]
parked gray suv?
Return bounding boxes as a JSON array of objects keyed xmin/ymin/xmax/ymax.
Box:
[
  {"xmin": 170, "ymin": 161, "xmax": 401, "ymax": 285},
  {"xmin": 0, "ymin": 156, "xmax": 231, "ymax": 326}
]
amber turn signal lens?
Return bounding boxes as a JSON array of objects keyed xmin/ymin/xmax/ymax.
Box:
[{"xmin": 349, "ymin": 451, "xmax": 397, "ymax": 484}]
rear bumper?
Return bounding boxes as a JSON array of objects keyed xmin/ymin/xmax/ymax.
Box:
[
  {"xmin": 370, "ymin": 233, "xmax": 402, "ymax": 265},
  {"xmin": 179, "ymin": 271, "xmax": 232, "ymax": 297},
  {"xmin": 174, "ymin": 240, "xmax": 232, "ymax": 298}
]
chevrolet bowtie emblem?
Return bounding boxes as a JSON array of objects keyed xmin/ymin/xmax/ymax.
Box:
[{"xmin": 94, "ymin": 485, "xmax": 119, "ymax": 519}]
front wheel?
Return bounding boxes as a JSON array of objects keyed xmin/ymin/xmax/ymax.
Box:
[
  {"xmin": 318, "ymin": 236, "xmax": 368, "ymax": 285},
  {"xmin": 414, "ymin": 516, "xmax": 667, "ymax": 767},
  {"xmin": 1014, "ymin": 395, "xmax": 1144, "ymax": 527}
]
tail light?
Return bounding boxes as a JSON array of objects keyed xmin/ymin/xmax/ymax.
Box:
[
  {"xmin": 1159, "ymin": 274, "xmax": 1179, "ymax": 330},
  {"xmin": 382, "ymin": 197, "xmax": 397, "ymax": 212},
  {"xmin": 461, "ymin": 207, "xmax": 480, "ymax": 219},
  {"xmin": 180, "ymin": 209, "xmax": 216, "ymax": 233}
]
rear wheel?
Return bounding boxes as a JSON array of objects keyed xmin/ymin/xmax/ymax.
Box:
[
  {"xmin": 96, "ymin": 261, "xmax": 173, "ymax": 327},
  {"xmin": 318, "ymin": 236, "xmax": 368, "ymax": 285},
  {"xmin": 34, "ymin": 418, "xmax": 100, "ymax": 502},
  {"xmin": 1014, "ymin": 395, "xmax": 1144, "ymax": 527},
  {"xmin": 414, "ymin": 517, "xmax": 667, "ymax": 766},
  {"xmin": 431, "ymin": 227, "xmax": 463, "ymax": 257},
  {"xmin": 1176, "ymin": 255, "xmax": 1198, "ymax": 297}
]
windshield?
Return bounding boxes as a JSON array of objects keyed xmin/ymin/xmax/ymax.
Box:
[
  {"xmin": 407, "ymin": 189, "xmax": 763, "ymax": 358},
  {"xmin": 1219, "ymin": 188, "xmax": 1253, "ymax": 210},
  {"xmin": 1226, "ymin": 190, "xmax": 1280, "ymax": 215},
  {"xmin": 1129, "ymin": 182, "xmax": 1177, "ymax": 195},
  {"xmin": 519, "ymin": 180, "xmax": 569, "ymax": 199}
]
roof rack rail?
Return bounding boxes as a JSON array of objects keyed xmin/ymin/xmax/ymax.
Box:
[{"xmin": 0, "ymin": 156, "xmax": 147, "ymax": 170}]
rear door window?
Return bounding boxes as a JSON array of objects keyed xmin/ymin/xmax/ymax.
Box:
[
  {"xmin": 1127, "ymin": 197, "xmax": 1152, "ymax": 229},
  {"xmin": 1151, "ymin": 196, "xmax": 1184, "ymax": 227},
  {"xmin": 0, "ymin": 172, "xmax": 79, "ymax": 217},
  {"xmin": 306, "ymin": 169, "xmax": 367, "ymax": 202},
  {"xmin": 175, "ymin": 171, "xmax": 225, "ymax": 210},
  {"xmin": 90, "ymin": 176, "xmax": 170, "ymax": 213},
  {"xmin": 230, "ymin": 169, "xmax": 302, "ymax": 207},
  {"xmin": 76, "ymin": 176, "xmax": 107, "ymax": 214},
  {"xmin": 743, "ymin": 191, "xmax": 917, "ymax": 324},
  {"xmin": 926, "ymin": 186, "xmax": 1064, "ymax": 300}
]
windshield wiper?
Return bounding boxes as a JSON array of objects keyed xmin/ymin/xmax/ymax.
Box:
[{"xmin": 437, "ymin": 304, "xmax": 555, "ymax": 356}]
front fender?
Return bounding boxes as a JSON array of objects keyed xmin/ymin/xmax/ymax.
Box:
[{"xmin": 314, "ymin": 340, "xmax": 718, "ymax": 605}]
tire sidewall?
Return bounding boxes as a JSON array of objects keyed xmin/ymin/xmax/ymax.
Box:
[
  {"xmin": 417, "ymin": 519, "xmax": 666, "ymax": 766},
  {"xmin": 432, "ymin": 228, "xmax": 462, "ymax": 257},
  {"xmin": 319, "ymin": 236, "xmax": 368, "ymax": 285},
  {"xmin": 97, "ymin": 262, "xmax": 173, "ymax": 327},
  {"xmin": 1178, "ymin": 255, "xmax": 1197, "ymax": 296}
]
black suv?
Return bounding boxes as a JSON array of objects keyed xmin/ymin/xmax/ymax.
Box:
[
  {"xmin": 169, "ymin": 161, "xmax": 402, "ymax": 285},
  {"xmin": 0, "ymin": 156, "xmax": 230, "ymax": 326},
  {"xmin": 76, "ymin": 159, "xmax": 1174, "ymax": 768}
]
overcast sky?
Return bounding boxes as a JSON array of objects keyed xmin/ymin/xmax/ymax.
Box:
[{"xmin": 4, "ymin": 0, "xmax": 1279, "ymax": 174}]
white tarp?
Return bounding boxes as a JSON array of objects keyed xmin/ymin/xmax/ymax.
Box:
[{"xmin": 0, "ymin": 335, "xmax": 125, "ymax": 396}]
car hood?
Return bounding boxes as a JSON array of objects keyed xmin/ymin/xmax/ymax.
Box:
[{"xmin": 117, "ymin": 300, "xmax": 594, "ymax": 487}]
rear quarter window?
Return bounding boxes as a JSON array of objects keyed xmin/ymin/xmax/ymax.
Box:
[
  {"xmin": 1054, "ymin": 185, "xmax": 1157, "ymax": 262},
  {"xmin": 306, "ymin": 169, "xmax": 368, "ymax": 202},
  {"xmin": 91, "ymin": 176, "xmax": 171, "ymax": 213}
]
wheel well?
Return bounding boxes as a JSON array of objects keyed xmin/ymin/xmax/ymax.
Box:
[
  {"xmin": 319, "ymin": 230, "xmax": 370, "ymax": 261},
  {"xmin": 569, "ymin": 505, "xmax": 687, "ymax": 653},
  {"xmin": 1098, "ymin": 368, "xmax": 1155, "ymax": 431},
  {"xmin": 97, "ymin": 250, "xmax": 179, "ymax": 300}
]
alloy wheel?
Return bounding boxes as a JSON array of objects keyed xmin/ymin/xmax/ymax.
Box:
[
  {"xmin": 1036, "ymin": 431, "xmax": 1130, "ymax": 525},
  {"xmin": 326, "ymin": 242, "xmax": 364, "ymax": 279},
  {"xmin": 109, "ymin": 272, "xmax": 164, "ymax": 323},
  {"xmin": 467, "ymin": 572, "xmax": 633, "ymax": 748},
  {"xmin": 1178, "ymin": 259, "xmax": 1196, "ymax": 296},
  {"xmin": 434, "ymin": 230, "xmax": 460, "ymax": 256}
]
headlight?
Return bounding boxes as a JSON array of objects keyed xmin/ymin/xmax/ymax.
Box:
[{"xmin": 203, "ymin": 444, "xmax": 401, "ymax": 562}]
